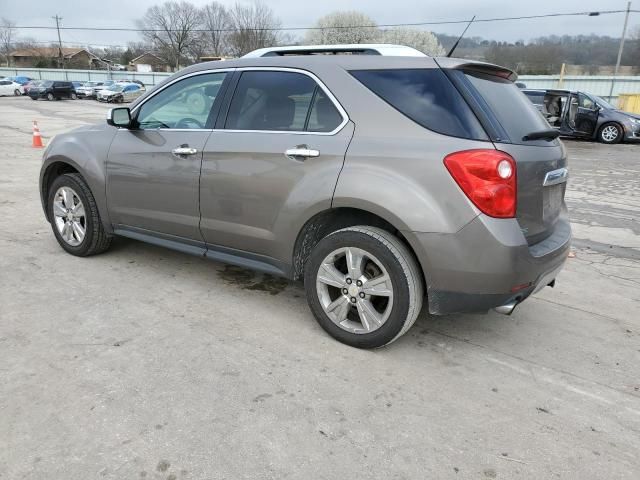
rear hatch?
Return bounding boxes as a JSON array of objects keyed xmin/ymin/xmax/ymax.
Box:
[{"xmin": 438, "ymin": 59, "xmax": 567, "ymax": 245}]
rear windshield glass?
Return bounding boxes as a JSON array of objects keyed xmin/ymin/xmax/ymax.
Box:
[
  {"xmin": 460, "ymin": 72, "xmax": 552, "ymax": 145},
  {"xmin": 350, "ymin": 69, "xmax": 488, "ymax": 140}
]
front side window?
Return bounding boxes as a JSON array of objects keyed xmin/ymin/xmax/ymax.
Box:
[
  {"xmin": 136, "ymin": 72, "xmax": 227, "ymax": 129},
  {"xmin": 579, "ymin": 94, "xmax": 595, "ymax": 110},
  {"xmin": 225, "ymin": 71, "xmax": 343, "ymax": 132}
]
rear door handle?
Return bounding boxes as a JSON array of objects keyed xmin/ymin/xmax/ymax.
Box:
[
  {"xmin": 172, "ymin": 146, "xmax": 198, "ymax": 157},
  {"xmin": 285, "ymin": 147, "xmax": 320, "ymax": 160}
]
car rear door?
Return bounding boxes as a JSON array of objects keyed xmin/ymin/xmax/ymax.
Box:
[
  {"xmin": 199, "ymin": 69, "xmax": 353, "ymax": 259},
  {"xmin": 106, "ymin": 71, "xmax": 230, "ymax": 242}
]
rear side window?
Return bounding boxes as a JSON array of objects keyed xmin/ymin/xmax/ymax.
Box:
[
  {"xmin": 225, "ymin": 71, "xmax": 343, "ymax": 132},
  {"xmin": 350, "ymin": 69, "xmax": 488, "ymax": 140},
  {"xmin": 458, "ymin": 72, "xmax": 552, "ymax": 145}
]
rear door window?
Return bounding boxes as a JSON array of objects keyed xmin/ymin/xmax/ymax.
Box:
[
  {"xmin": 350, "ymin": 68, "xmax": 488, "ymax": 140},
  {"xmin": 225, "ymin": 71, "xmax": 343, "ymax": 132}
]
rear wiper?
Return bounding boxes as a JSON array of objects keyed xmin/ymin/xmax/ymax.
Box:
[{"xmin": 522, "ymin": 129, "xmax": 560, "ymax": 141}]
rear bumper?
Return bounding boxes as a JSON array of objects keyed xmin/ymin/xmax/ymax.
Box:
[{"xmin": 408, "ymin": 211, "xmax": 571, "ymax": 315}]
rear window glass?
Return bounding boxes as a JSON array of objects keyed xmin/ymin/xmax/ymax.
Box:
[
  {"xmin": 461, "ymin": 72, "xmax": 552, "ymax": 145},
  {"xmin": 350, "ymin": 69, "xmax": 488, "ymax": 140}
]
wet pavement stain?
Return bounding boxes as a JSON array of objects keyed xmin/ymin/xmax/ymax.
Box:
[{"xmin": 218, "ymin": 265, "xmax": 288, "ymax": 295}]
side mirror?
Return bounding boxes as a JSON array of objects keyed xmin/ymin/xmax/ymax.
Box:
[{"xmin": 107, "ymin": 107, "xmax": 132, "ymax": 128}]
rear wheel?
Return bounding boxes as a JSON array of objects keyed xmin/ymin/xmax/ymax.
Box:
[
  {"xmin": 599, "ymin": 123, "xmax": 622, "ymax": 144},
  {"xmin": 47, "ymin": 173, "xmax": 112, "ymax": 256},
  {"xmin": 70, "ymin": 92, "xmax": 77, "ymax": 100},
  {"xmin": 304, "ymin": 226, "xmax": 423, "ymax": 348}
]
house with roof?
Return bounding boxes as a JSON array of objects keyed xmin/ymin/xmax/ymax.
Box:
[
  {"xmin": 9, "ymin": 47, "xmax": 100, "ymax": 69},
  {"xmin": 128, "ymin": 52, "xmax": 171, "ymax": 72}
]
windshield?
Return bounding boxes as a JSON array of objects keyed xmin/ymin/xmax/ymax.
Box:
[{"xmin": 593, "ymin": 95, "xmax": 615, "ymax": 110}]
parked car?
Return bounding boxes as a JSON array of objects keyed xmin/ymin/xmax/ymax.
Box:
[
  {"xmin": 523, "ymin": 88, "xmax": 640, "ymax": 144},
  {"xmin": 71, "ymin": 81, "xmax": 85, "ymax": 91},
  {"xmin": 23, "ymin": 80, "xmax": 43, "ymax": 95},
  {"xmin": 39, "ymin": 50, "xmax": 570, "ymax": 348},
  {"xmin": 75, "ymin": 81, "xmax": 105, "ymax": 99},
  {"xmin": 96, "ymin": 83, "xmax": 143, "ymax": 103},
  {"xmin": 0, "ymin": 79, "xmax": 25, "ymax": 96},
  {"xmin": 28, "ymin": 80, "xmax": 77, "ymax": 101},
  {"xmin": 5, "ymin": 76, "xmax": 32, "ymax": 86}
]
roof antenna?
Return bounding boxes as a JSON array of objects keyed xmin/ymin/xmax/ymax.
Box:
[{"xmin": 446, "ymin": 15, "xmax": 476, "ymax": 57}]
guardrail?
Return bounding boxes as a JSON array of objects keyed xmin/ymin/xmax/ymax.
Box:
[
  {"xmin": 2, "ymin": 67, "xmax": 640, "ymax": 101},
  {"xmin": 0, "ymin": 67, "xmax": 172, "ymax": 86}
]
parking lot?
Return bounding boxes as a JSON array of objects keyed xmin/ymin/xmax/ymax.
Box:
[{"xmin": 0, "ymin": 95, "xmax": 638, "ymax": 479}]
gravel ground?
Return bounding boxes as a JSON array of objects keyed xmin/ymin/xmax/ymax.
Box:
[{"xmin": 1, "ymin": 96, "xmax": 639, "ymax": 480}]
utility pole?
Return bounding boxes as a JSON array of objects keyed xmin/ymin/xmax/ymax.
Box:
[
  {"xmin": 608, "ymin": 2, "xmax": 632, "ymax": 102},
  {"xmin": 52, "ymin": 15, "xmax": 64, "ymax": 69}
]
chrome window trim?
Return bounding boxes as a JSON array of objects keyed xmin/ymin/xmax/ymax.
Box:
[{"xmin": 130, "ymin": 66, "xmax": 349, "ymax": 136}]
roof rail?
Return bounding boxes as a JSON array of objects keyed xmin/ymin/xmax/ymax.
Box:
[{"xmin": 243, "ymin": 44, "xmax": 427, "ymax": 58}]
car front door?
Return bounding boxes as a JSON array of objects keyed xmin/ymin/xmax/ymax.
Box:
[
  {"xmin": 0, "ymin": 81, "xmax": 10, "ymax": 95},
  {"xmin": 106, "ymin": 70, "xmax": 230, "ymax": 242},
  {"xmin": 574, "ymin": 93, "xmax": 599, "ymax": 136},
  {"xmin": 199, "ymin": 69, "xmax": 353, "ymax": 263}
]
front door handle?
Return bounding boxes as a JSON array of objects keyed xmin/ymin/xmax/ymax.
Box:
[
  {"xmin": 172, "ymin": 146, "xmax": 198, "ymax": 157},
  {"xmin": 285, "ymin": 146, "xmax": 320, "ymax": 160}
]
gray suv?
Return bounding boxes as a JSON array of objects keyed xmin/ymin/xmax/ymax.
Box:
[{"xmin": 39, "ymin": 54, "xmax": 571, "ymax": 348}]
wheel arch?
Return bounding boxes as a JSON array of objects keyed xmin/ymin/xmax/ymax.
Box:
[
  {"xmin": 291, "ymin": 207, "xmax": 428, "ymax": 292},
  {"xmin": 40, "ymin": 155, "xmax": 112, "ymax": 233}
]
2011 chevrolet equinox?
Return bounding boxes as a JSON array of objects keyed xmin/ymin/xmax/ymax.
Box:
[{"xmin": 39, "ymin": 51, "xmax": 571, "ymax": 348}]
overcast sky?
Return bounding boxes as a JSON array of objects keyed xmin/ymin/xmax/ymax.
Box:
[{"xmin": 2, "ymin": 0, "xmax": 637, "ymax": 49}]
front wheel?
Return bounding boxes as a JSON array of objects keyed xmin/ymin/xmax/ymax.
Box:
[
  {"xmin": 304, "ymin": 226, "xmax": 424, "ymax": 348},
  {"xmin": 47, "ymin": 173, "xmax": 112, "ymax": 256},
  {"xmin": 14, "ymin": 89, "xmax": 21, "ymax": 96},
  {"xmin": 599, "ymin": 123, "xmax": 622, "ymax": 144},
  {"xmin": 46, "ymin": 93, "xmax": 54, "ymax": 101},
  {"xmin": 70, "ymin": 92, "xmax": 77, "ymax": 100}
]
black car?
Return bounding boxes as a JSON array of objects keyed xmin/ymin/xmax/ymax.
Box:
[
  {"xmin": 522, "ymin": 89, "xmax": 640, "ymax": 144},
  {"xmin": 28, "ymin": 81, "xmax": 77, "ymax": 101}
]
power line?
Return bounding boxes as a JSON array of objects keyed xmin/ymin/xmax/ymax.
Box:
[{"xmin": 12, "ymin": 9, "xmax": 640, "ymax": 33}]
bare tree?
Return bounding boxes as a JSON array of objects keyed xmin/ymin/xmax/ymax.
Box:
[
  {"xmin": 200, "ymin": 2, "xmax": 231, "ymax": 57},
  {"xmin": 137, "ymin": 1, "xmax": 201, "ymax": 70},
  {"xmin": 227, "ymin": 1, "xmax": 282, "ymax": 57},
  {"xmin": 0, "ymin": 18, "xmax": 16, "ymax": 67},
  {"xmin": 378, "ymin": 27, "xmax": 445, "ymax": 56},
  {"xmin": 304, "ymin": 11, "xmax": 378, "ymax": 45}
]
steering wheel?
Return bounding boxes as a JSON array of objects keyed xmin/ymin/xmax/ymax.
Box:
[{"xmin": 174, "ymin": 117, "xmax": 204, "ymax": 129}]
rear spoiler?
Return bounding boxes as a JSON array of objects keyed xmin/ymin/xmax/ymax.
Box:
[{"xmin": 434, "ymin": 58, "xmax": 517, "ymax": 82}]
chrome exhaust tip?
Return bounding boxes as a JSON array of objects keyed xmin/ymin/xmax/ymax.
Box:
[{"xmin": 494, "ymin": 300, "xmax": 518, "ymax": 315}]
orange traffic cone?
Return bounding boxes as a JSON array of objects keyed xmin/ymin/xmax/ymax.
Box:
[{"xmin": 32, "ymin": 120, "xmax": 44, "ymax": 148}]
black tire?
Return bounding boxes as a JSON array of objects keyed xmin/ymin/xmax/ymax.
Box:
[
  {"xmin": 47, "ymin": 173, "xmax": 112, "ymax": 256},
  {"xmin": 14, "ymin": 89, "xmax": 21, "ymax": 96},
  {"xmin": 598, "ymin": 122, "xmax": 623, "ymax": 144},
  {"xmin": 70, "ymin": 92, "xmax": 77, "ymax": 100},
  {"xmin": 46, "ymin": 93, "xmax": 54, "ymax": 101},
  {"xmin": 304, "ymin": 226, "xmax": 424, "ymax": 348},
  {"xmin": 31, "ymin": 96, "xmax": 37, "ymax": 101}
]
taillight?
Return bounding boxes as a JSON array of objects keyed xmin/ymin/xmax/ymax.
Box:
[{"xmin": 444, "ymin": 149, "xmax": 517, "ymax": 218}]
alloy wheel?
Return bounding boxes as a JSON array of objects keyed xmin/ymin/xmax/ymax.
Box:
[
  {"xmin": 52, "ymin": 186, "xmax": 86, "ymax": 247},
  {"xmin": 601, "ymin": 125, "xmax": 619, "ymax": 142},
  {"xmin": 315, "ymin": 247, "xmax": 394, "ymax": 334}
]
